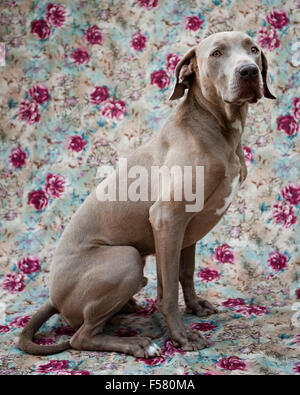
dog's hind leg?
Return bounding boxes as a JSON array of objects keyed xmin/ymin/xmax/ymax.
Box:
[
  {"xmin": 118, "ymin": 276, "xmax": 148, "ymax": 314},
  {"xmin": 68, "ymin": 246, "xmax": 160, "ymax": 357},
  {"xmin": 70, "ymin": 324, "xmax": 160, "ymax": 357}
]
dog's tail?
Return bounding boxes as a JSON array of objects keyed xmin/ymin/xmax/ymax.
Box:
[{"xmin": 18, "ymin": 300, "xmax": 71, "ymax": 355}]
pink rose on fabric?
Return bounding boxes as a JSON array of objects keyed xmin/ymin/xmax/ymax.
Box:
[
  {"xmin": 162, "ymin": 338, "xmax": 185, "ymax": 357},
  {"xmin": 266, "ymin": 9, "xmax": 289, "ymax": 29},
  {"xmin": 85, "ymin": 25, "xmax": 103, "ymax": 45},
  {"xmin": 46, "ymin": 3, "xmax": 67, "ymax": 28},
  {"xmin": 151, "ymin": 70, "xmax": 171, "ymax": 89},
  {"xmin": 115, "ymin": 328, "xmax": 139, "ymax": 337},
  {"xmin": 272, "ymin": 202, "xmax": 297, "ymax": 228},
  {"xmin": 198, "ymin": 268, "xmax": 220, "ymax": 283},
  {"xmin": 45, "ymin": 173, "xmax": 66, "ymax": 198},
  {"xmin": 137, "ymin": 356, "xmax": 166, "ymax": 366},
  {"xmin": 90, "ymin": 86, "xmax": 109, "ymax": 105},
  {"xmin": 218, "ymin": 356, "xmax": 247, "ymax": 371},
  {"xmin": 100, "ymin": 99, "xmax": 127, "ymax": 121},
  {"xmin": 70, "ymin": 48, "xmax": 90, "ymax": 65},
  {"xmin": 9, "ymin": 147, "xmax": 27, "ymax": 168},
  {"xmin": 135, "ymin": 298, "xmax": 157, "ymax": 318},
  {"xmin": 34, "ymin": 338, "xmax": 55, "ymax": 345},
  {"xmin": 293, "ymin": 363, "xmax": 300, "ymax": 374},
  {"xmin": 249, "ymin": 305, "xmax": 268, "ymax": 316},
  {"xmin": 70, "ymin": 370, "xmax": 91, "ymax": 375},
  {"xmin": 10, "ymin": 315, "xmax": 31, "ymax": 328},
  {"xmin": 184, "ymin": 15, "xmax": 204, "ymax": 31},
  {"xmin": 203, "ymin": 372, "xmax": 225, "ymax": 376},
  {"xmin": 54, "ymin": 326, "xmax": 76, "ymax": 336},
  {"xmin": 36, "ymin": 360, "xmax": 69, "ymax": 374},
  {"xmin": 28, "ymin": 190, "xmax": 49, "ymax": 211},
  {"xmin": 28, "ymin": 84, "xmax": 50, "ymax": 104},
  {"xmin": 257, "ymin": 27, "xmax": 280, "ymax": 51},
  {"xmin": 18, "ymin": 100, "xmax": 40, "ymax": 125},
  {"xmin": 234, "ymin": 304, "xmax": 267, "ymax": 316},
  {"xmin": 166, "ymin": 53, "xmax": 181, "ymax": 74},
  {"xmin": 277, "ymin": 115, "xmax": 299, "ymax": 136},
  {"xmin": 136, "ymin": 0, "xmax": 158, "ymax": 10},
  {"xmin": 48, "ymin": 370, "xmax": 74, "ymax": 375},
  {"xmin": 268, "ymin": 251, "xmax": 288, "ymax": 271},
  {"xmin": 293, "ymin": 98, "xmax": 300, "ymax": 120},
  {"xmin": 214, "ymin": 243, "xmax": 234, "ymax": 264},
  {"xmin": 17, "ymin": 256, "xmax": 40, "ymax": 274},
  {"xmin": 31, "ymin": 19, "xmax": 51, "ymax": 40},
  {"xmin": 131, "ymin": 32, "xmax": 147, "ymax": 51},
  {"xmin": 222, "ymin": 298, "xmax": 245, "ymax": 308},
  {"xmin": 243, "ymin": 145, "xmax": 254, "ymax": 166},
  {"xmin": 2, "ymin": 272, "xmax": 25, "ymax": 293},
  {"xmin": 190, "ymin": 322, "xmax": 217, "ymax": 332},
  {"xmin": 0, "ymin": 325, "xmax": 10, "ymax": 334},
  {"xmin": 234, "ymin": 305, "xmax": 253, "ymax": 316},
  {"xmin": 281, "ymin": 184, "xmax": 300, "ymax": 205},
  {"xmin": 67, "ymin": 135, "xmax": 87, "ymax": 152}
]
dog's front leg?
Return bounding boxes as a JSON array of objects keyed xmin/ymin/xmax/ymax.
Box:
[
  {"xmin": 236, "ymin": 142, "xmax": 247, "ymax": 183},
  {"xmin": 180, "ymin": 244, "xmax": 218, "ymax": 317},
  {"xmin": 149, "ymin": 202, "xmax": 209, "ymax": 351}
]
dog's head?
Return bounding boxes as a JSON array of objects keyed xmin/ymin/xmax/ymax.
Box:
[{"xmin": 169, "ymin": 31, "xmax": 276, "ymax": 105}]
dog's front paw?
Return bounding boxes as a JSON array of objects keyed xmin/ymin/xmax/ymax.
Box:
[
  {"xmin": 186, "ymin": 298, "xmax": 218, "ymax": 317},
  {"xmin": 172, "ymin": 330, "xmax": 210, "ymax": 351}
]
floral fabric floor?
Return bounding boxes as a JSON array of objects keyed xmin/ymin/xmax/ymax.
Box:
[{"xmin": 0, "ymin": 0, "xmax": 299, "ymax": 375}]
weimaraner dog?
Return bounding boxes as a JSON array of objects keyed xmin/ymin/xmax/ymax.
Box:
[{"xmin": 19, "ymin": 31, "xmax": 275, "ymax": 357}]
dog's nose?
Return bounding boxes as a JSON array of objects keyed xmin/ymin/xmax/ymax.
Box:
[{"xmin": 237, "ymin": 64, "xmax": 259, "ymax": 80}]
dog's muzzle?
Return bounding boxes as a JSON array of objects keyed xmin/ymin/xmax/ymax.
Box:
[{"xmin": 234, "ymin": 63, "xmax": 262, "ymax": 103}]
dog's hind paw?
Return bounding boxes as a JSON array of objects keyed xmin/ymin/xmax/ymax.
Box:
[
  {"xmin": 130, "ymin": 337, "xmax": 161, "ymax": 358},
  {"xmin": 147, "ymin": 343, "xmax": 161, "ymax": 357}
]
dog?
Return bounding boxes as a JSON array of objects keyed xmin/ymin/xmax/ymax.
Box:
[{"xmin": 19, "ymin": 31, "xmax": 275, "ymax": 357}]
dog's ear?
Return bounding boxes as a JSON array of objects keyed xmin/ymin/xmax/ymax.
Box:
[
  {"xmin": 261, "ymin": 50, "xmax": 276, "ymax": 100},
  {"xmin": 169, "ymin": 47, "xmax": 196, "ymax": 101}
]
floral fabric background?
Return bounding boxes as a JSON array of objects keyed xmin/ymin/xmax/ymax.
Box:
[{"xmin": 0, "ymin": 0, "xmax": 299, "ymax": 375}]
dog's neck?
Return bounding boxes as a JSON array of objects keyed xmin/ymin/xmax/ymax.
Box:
[{"xmin": 187, "ymin": 82, "xmax": 248, "ymax": 149}]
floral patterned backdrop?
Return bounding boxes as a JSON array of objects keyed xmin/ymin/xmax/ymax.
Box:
[{"xmin": 0, "ymin": 0, "xmax": 299, "ymax": 375}]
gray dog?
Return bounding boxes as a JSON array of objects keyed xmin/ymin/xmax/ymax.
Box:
[{"xmin": 19, "ymin": 31, "xmax": 275, "ymax": 357}]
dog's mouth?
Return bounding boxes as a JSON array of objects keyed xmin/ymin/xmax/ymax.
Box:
[
  {"xmin": 223, "ymin": 72, "xmax": 263, "ymax": 105},
  {"xmin": 224, "ymin": 84, "xmax": 263, "ymax": 105},
  {"xmin": 224, "ymin": 95, "xmax": 260, "ymax": 105},
  {"xmin": 248, "ymin": 96, "xmax": 259, "ymax": 104}
]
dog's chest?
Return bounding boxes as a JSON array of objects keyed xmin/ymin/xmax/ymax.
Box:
[
  {"xmin": 205, "ymin": 152, "xmax": 242, "ymax": 217},
  {"xmin": 215, "ymin": 173, "xmax": 240, "ymax": 216},
  {"xmin": 184, "ymin": 166, "xmax": 241, "ymax": 248},
  {"xmin": 184, "ymin": 155, "xmax": 241, "ymax": 247}
]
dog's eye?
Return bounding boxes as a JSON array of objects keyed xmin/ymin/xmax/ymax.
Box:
[
  {"xmin": 211, "ymin": 50, "xmax": 222, "ymax": 57},
  {"xmin": 251, "ymin": 46, "xmax": 259, "ymax": 54}
]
